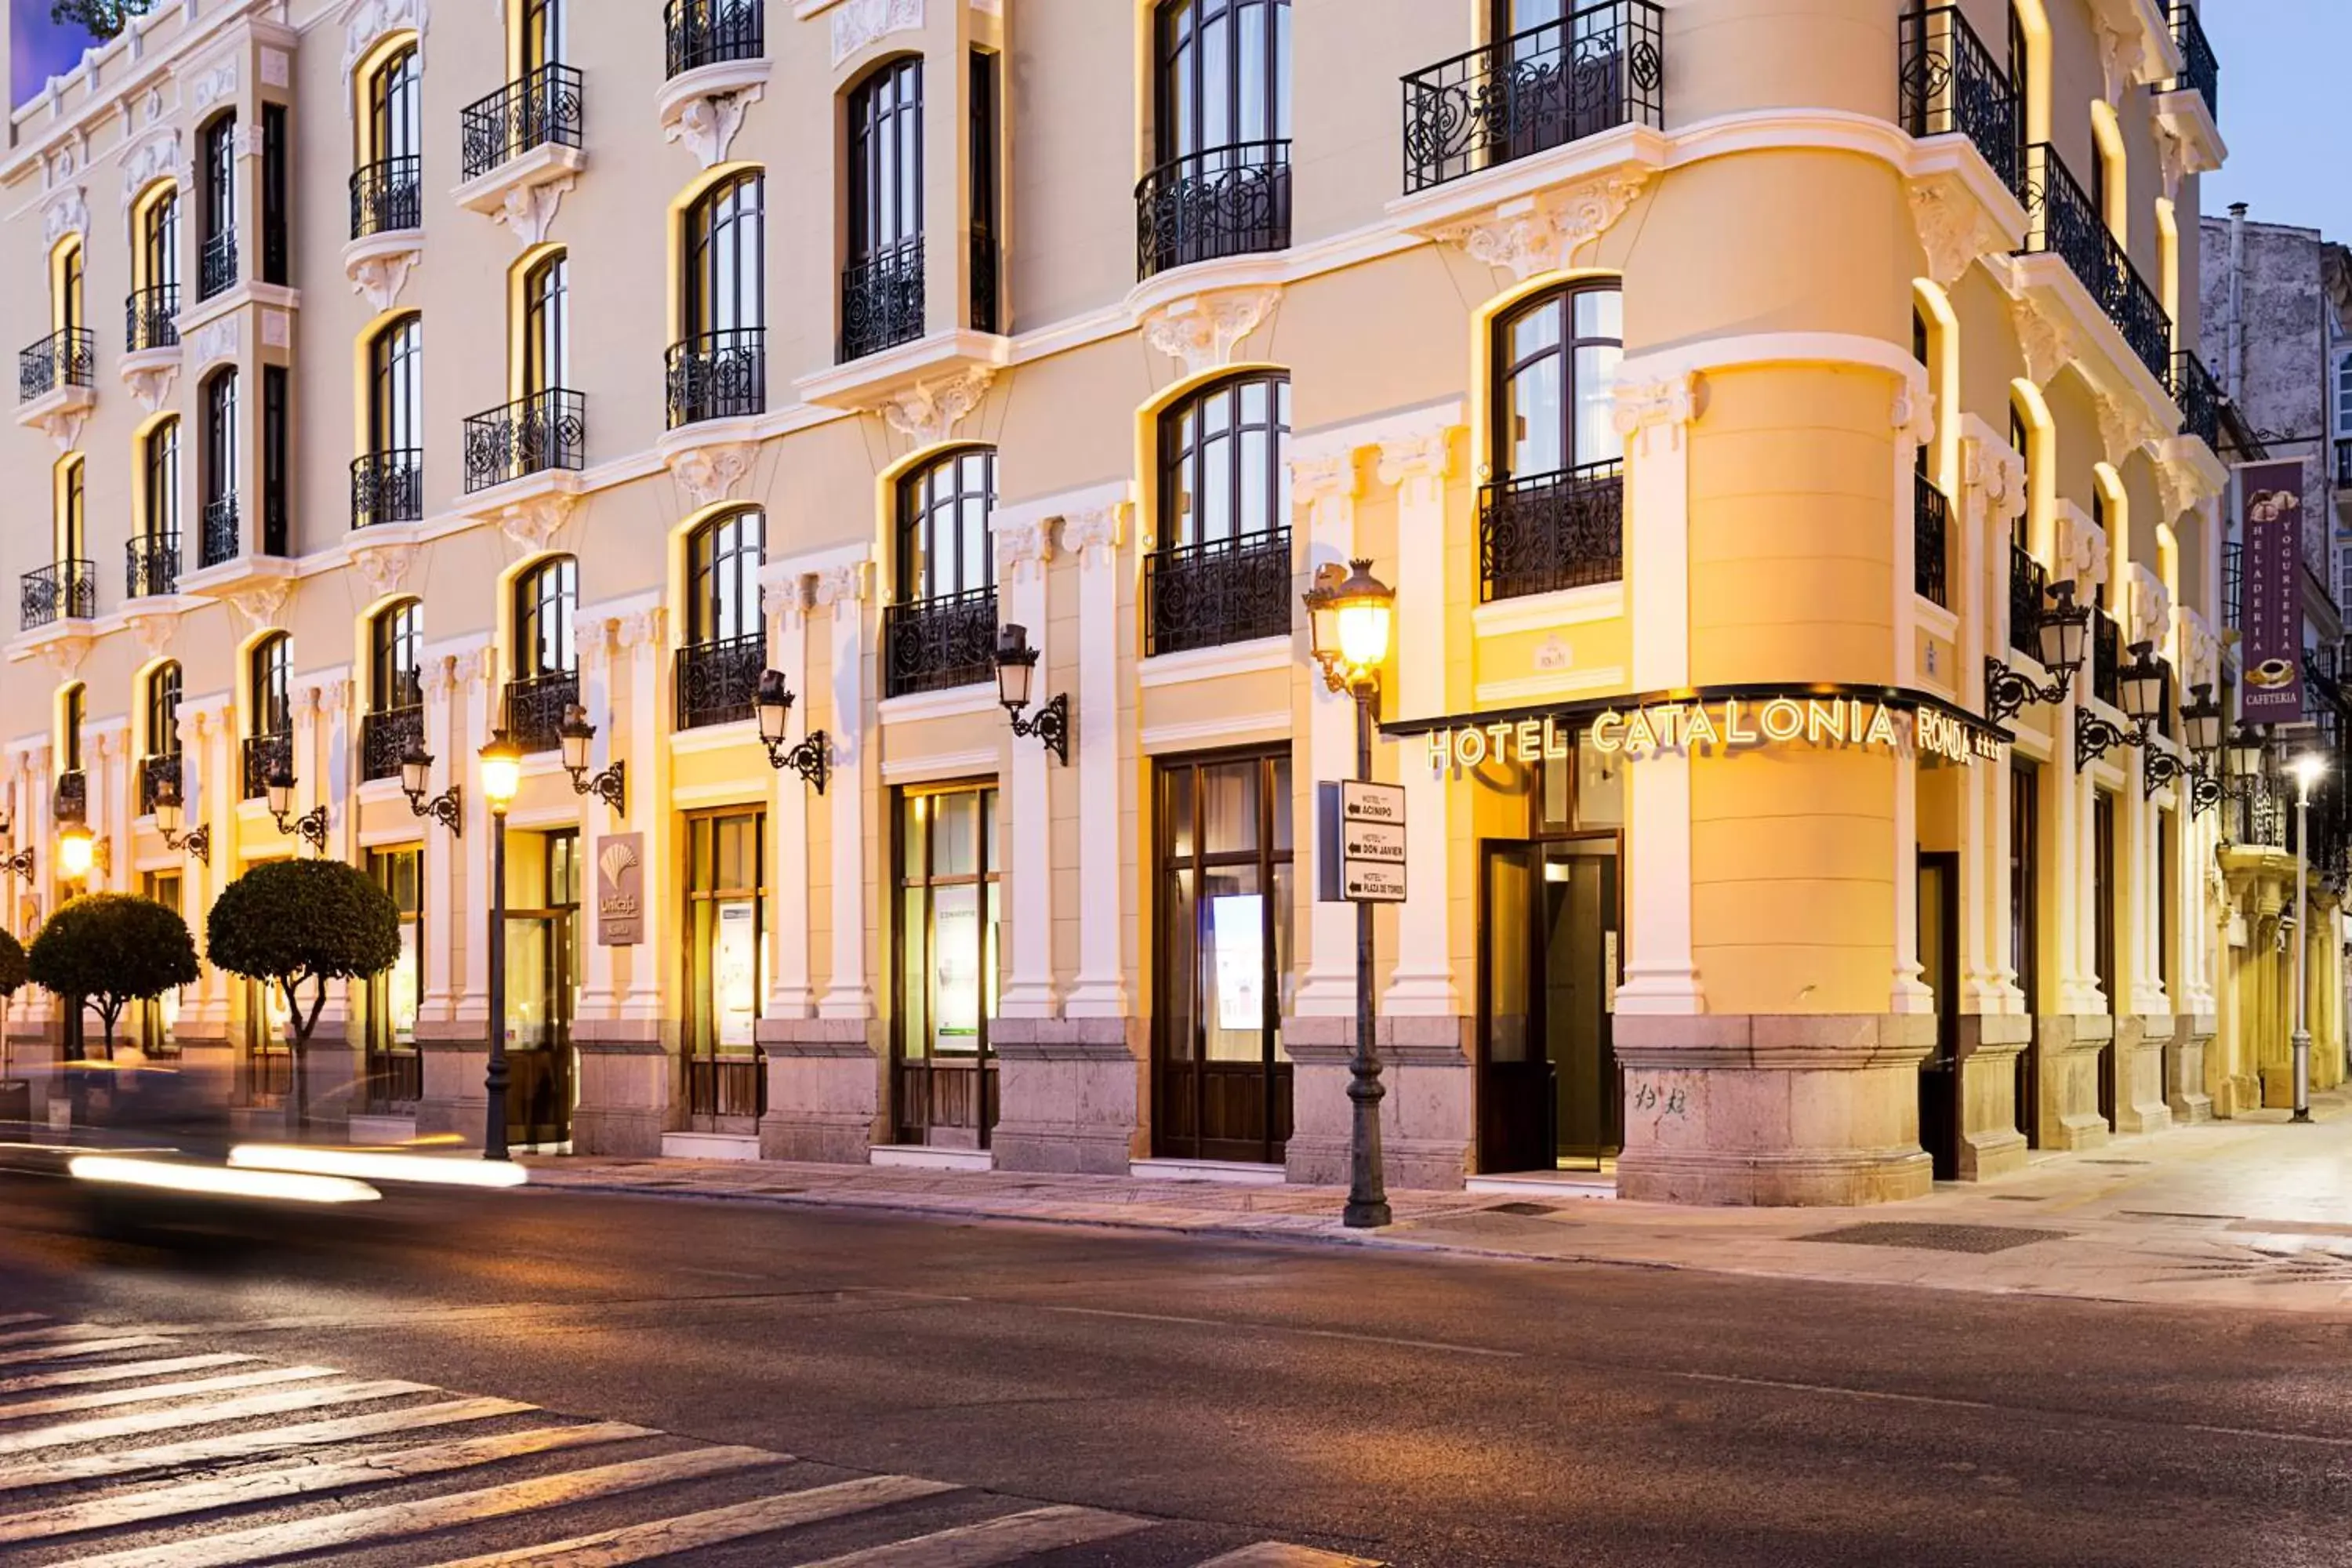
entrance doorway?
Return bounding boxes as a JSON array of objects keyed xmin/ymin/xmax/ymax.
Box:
[
  {"xmin": 891, "ymin": 782, "xmax": 1000, "ymax": 1148},
  {"xmin": 1917, "ymin": 851, "xmax": 1960, "ymax": 1180},
  {"xmin": 683, "ymin": 808, "xmax": 765, "ymax": 1133},
  {"xmin": 500, "ymin": 829, "xmax": 578, "ymax": 1148},
  {"xmin": 1478, "ymin": 838, "xmax": 1621, "ymax": 1173}
]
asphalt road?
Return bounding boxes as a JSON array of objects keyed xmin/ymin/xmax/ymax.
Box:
[{"xmin": 4, "ymin": 1180, "xmax": 2352, "ymax": 1566}]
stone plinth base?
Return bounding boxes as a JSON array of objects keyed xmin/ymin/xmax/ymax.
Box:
[
  {"xmin": 2114, "ymin": 1014, "xmax": 2172, "ymax": 1134},
  {"xmin": 757, "ymin": 1018, "xmax": 880, "ymax": 1164},
  {"xmin": 1611, "ymin": 1014, "xmax": 1936, "ymax": 1207},
  {"xmin": 2166, "ymin": 1014, "xmax": 2216, "ymax": 1124},
  {"xmin": 1953, "ymin": 1014, "xmax": 2030, "ymax": 1181},
  {"xmin": 414, "ymin": 1034, "xmax": 487, "ymax": 1144},
  {"xmin": 988, "ymin": 1017, "xmax": 1145, "ymax": 1175},
  {"xmin": 1280, "ymin": 1015, "xmax": 1472, "ymax": 1191},
  {"xmin": 2034, "ymin": 1014, "xmax": 2113, "ymax": 1151},
  {"xmin": 572, "ymin": 1026, "xmax": 670, "ymax": 1157}
]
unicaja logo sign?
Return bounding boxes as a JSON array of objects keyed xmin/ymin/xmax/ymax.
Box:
[{"xmin": 596, "ymin": 833, "xmax": 644, "ymax": 946}]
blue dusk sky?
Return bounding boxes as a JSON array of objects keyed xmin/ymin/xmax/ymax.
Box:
[{"xmin": 13, "ymin": 2, "xmax": 100, "ymax": 107}]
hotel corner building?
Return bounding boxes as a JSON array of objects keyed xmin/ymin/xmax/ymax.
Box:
[{"xmin": 0, "ymin": 0, "xmax": 2318, "ymax": 1207}]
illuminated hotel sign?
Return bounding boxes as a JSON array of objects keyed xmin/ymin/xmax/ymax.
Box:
[{"xmin": 1417, "ymin": 690, "xmax": 2004, "ymax": 772}]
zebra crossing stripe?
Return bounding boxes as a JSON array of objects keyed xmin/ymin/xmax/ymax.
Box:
[
  {"xmin": 0, "ymin": 1323, "xmax": 137, "ymax": 1350},
  {"xmin": 0, "ymin": 1378, "xmax": 427, "ymax": 1457},
  {"xmin": 0, "ymin": 1421, "xmax": 654, "ymax": 1546},
  {"xmin": 790, "ymin": 1504, "xmax": 1155, "ymax": 1567},
  {"xmin": 0, "ymin": 1365, "xmax": 336, "ymax": 1422},
  {"xmin": 0, "ymin": 1352, "xmax": 257, "ymax": 1397},
  {"xmin": 53, "ymin": 1443, "xmax": 787, "ymax": 1568},
  {"xmin": 422, "ymin": 1475, "xmax": 960, "ymax": 1568},
  {"xmin": 0, "ymin": 1338, "xmax": 176, "ymax": 1369},
  {"xmin": 0, "ymin": 1314, "xmax": 49, "ymax": 1328},
  {"xmin": 0, "ymin": 1396, "xmax": 537, "ymax": 1494},
  {"xmin": 1196, "ymin": 1546, "xmax": 1386, "ymax": 1567}
]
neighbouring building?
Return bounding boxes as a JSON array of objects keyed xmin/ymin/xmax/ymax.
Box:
[{"xmin": 0, "ymin": 0, "xmax": 2302, "ymax": 1205}]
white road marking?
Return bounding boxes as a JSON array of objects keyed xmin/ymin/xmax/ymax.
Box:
[
  {"xmin": 0, "ymin": 1396, "xmax": 537, "ymax": 1494},
  {"xmin": 54, "ymin": 1443, "xmax": 786, "ymax": 1568},
  {"xmin": 423, "ymin": 1475, "xmax": 960, "ymax": 1567},
  {"xmin": 0, "ymin": 1352, "xmax": 255, "ymax": 1396},
  {"xmin": 792, "ymin": 1505, "xmax": 1153, "ymax": 1566},
  {"xmin": 0, "ymin": 1337, "xmax": 175, "ymax": 1368},
  {"xmin": 1196, "ymin": 1545, "xmax": 1386, "ymax": 1567},
  {"xmin": 0, "ymin": 1365, "xmax": 334, "ymax": 1421},
  {"xmin": 0, "ymin": 1313, "xmax": 49, "ymax": 1328},
  {"xmin": 0, "ymin": 1421, "xmax": 652, "ymax": 1545},
  {"xmin": 0, "ymin": 1378, "xmax": 426, "ymax": 1456},
  {"xmin": 0, "ymin": 1323, "xmax": 131, "ymax": 1349}
]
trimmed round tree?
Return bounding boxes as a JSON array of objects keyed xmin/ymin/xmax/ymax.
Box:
[
  {"xmin": 27, "ymin": 895, "xmax": 200, "ymax": 1061},
  {"xmin": 0, "ymin": 929, "xmax": 27, "ymax": 1085},
  {"xmin": 206, "ymin": 859, "xmax": 401, "ymax": 1128}
]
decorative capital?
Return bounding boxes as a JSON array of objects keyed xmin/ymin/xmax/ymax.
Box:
[
  {"xmin": 1140, "ymin": 287, "xmax": 1279, "ymax": 378},
  {"xmin": 1610, "ymin": 372, "xmax": 1698, "ymax": 456},
  {"xmin": 423, "ymin": 652, "xmax": 459, "ymax": 700},
  {"xmin": 1060, "ymin": 503, "xmax": 1127, "ymax": 568},
  {"xmin": 1290, "ymin": 451, "xmax": 1359, "ymax": 510},
  {"xmin": 876, "ymin": 368, "xmax": 994, "ymax": 448},
  {"xmin": 812, "ymin": 561, "xmax": 869, "ymax": 610},
  {"xmin": 616, "ymin": 608, "xmax": 666, "ymax": 652},
  {"xmin": 993, "ymin": 515, "xmax": 1056, "ymax": 584},
  {"xmin": 1377, "ymin": 428, "xmax": 1454, "ymax": 492},
  {"xmin": 1963, "ymin": 434, "xmax": 2029, "ymax": 524},
  {"xmin": 1893, "ymin": 382, "xmax": 1937, "ymax": 448}
]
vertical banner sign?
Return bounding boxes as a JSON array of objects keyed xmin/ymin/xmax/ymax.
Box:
[
  {"xmin": 596, "ymin": 833, "xmax": 644, "ymax": 946},
  {"xmin": 2240, "ymin": 459, "xmax": 2308, "ymax": 721}
]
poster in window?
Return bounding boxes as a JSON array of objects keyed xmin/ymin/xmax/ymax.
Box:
[
  {"xmin": 1210, "ymin": 893, "xmax": 1265, "ymax": 1032},
  {"xmin": 387, "ymin": 924, "xmax": 419, "ymax": 1046},
  {"xmin": 714, "ymin": 900, "xmax": 758, "ymax": 1047},
  {"xmin": 934, "ymin": 886, "xmax": 981, "ymax": 1051}
]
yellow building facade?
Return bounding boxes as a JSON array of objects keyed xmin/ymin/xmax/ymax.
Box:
[{"xmin": 0, "ymin": 0, "xmax": 2310, "ymax": 1204}]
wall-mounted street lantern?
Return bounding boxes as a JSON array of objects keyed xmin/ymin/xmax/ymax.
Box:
[
  {"xmin": 994, "ymin": 625, "xmax": 1069, "ymax": 766},
  {"xmin": 557, "ymin": 705, "xmax": 626, "ymax": 815},
  {"xmin": 753, "ymin": 670, "xmax": 829, "ymax": 794},
  {"xmin": 0, "ymin": 808, "xmax": 32, "ymax": 884},
  {"xmin": 397, "ymin": 746, "xmax": 464, "ymax": 837},
  {"xmin": 1985, "ymin": 579, "xmax": 2092, "ymax": 724},
  {"xmin": 2145, "ymin": 682, "xmax": 2225, "ymax": 816},
  {"xmin": 56, "ymin": 819, "xmax": 103, "ymax": 885},
  {"xmin": 152, "ymin": 779, "xmax": 211, "ymax": 865},
  {"xmin": 263, "ymin": 768, "xmax": 329, "ymax": 855},
  {"xmin": 2077, "ymin": 640, "xmax": 2169, "ymax": 769}
]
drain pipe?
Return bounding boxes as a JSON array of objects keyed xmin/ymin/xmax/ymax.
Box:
[{"xmin": 2227, "ymin": 201, "xmax": 2249, "ymax": 404}]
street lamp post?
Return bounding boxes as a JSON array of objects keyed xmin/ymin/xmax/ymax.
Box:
[
  {"xmin": 2290, "ymin": 752, "xmax": 2327, "ymax": 1123},
  {"xmin": 1303, "ymin": 557, "xmax": 1397, "ymax": 1230},
  {"xmin": 478, "ymin": 729, "xmax": 522, "ymax": 1160}
]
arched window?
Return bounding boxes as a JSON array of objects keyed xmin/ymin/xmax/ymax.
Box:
[
  {"xmin": 844, "ymin": 58, "xmax": 924, "ymax": 361},
  {"xmin": 1483, "ymin": 282, "xmax": 1623, "ymax": 600},
  {"xmin": 357, "ymin": 43, "xmax": 423, "ymax": 236},
  {"xmin": 142, "ymin": 661, "xmax": 183, "ymax": 815},
  {"xmin": 201, "ymin": 371, "xmax": 240, "ymax": 568},
  {"xmin": 364, "ymin": 600, "xmax": 424, "ymax": 781},
  {"xmin": 244, "ymin": 633, "xmax": 292, "ymax": 800},
  {"xmin": 361, "ymin": 315, "xmax": 425, "ymax": 527},
  {"xmin": 140, "ymin": 188, "xmax": 178, "ymax": 298},
  {"xmin": 61, "ymin": 684, "xmax": 85, "ymax": 776},
  {"xmin": 54, "ymin": 238, "xmax": 83, "ymax": 334},
  {"xmin": 884, "ymin": 449, "xmax": 995, "ymax": 697},
  {"xmin": 145, "ymin": 418, "xmax": 180, "ymax": 542},
  {"xmin": 1144, "ymin": 0, "xmax": 1290, "ymax": 275},
  {"xmin": 1149, "ymin": 375, "xmax": 1292, "ymax": 653},
  {"xmin": 521, "ymin": 0, "xmax": 566, "ymax": 71},
  {"xmin": 677, "ymin": 510, "xmax": 766, "ymax": 729},
  {"xmin": 56, "ymin": 456, "xmax": 85, "ymax": 564},
  {"xmin": 510, "ymin": 556, "xmax": 578, "ymax": 752},
  {"xmin": 200, "ymin": 113, "xmax": 236, "ymax": 300},
  {"xmin": 523, "ymin": 250, "xmax": 568, "ymax": 397},
  {"xmin": 672, "ymin": 173, "xmax": 766, "ymax": 426}
]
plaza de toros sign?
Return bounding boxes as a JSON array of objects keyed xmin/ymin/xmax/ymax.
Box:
[{"xmin": 1414, "ymin": 688, "xmax": 2005, "ymax": 773}]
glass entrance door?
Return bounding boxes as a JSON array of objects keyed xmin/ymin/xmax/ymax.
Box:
[
  {"xmin": 892, "ymin": 783, "xmax": 1000, "ymax": 1147},
  {"xmin": 503, "ymin": 908, "xmax": 573, "ymax": 1147},
  {"xmin": 1479, "ymin": 837, "xmax": 1621, "ymax": 1173},
  {"xmin": 1917, "ymin": 851, "xmax": 1960, "ymax": 1180},
  {"xmin": 685, "ymin": 809, "xmax": 765, "ymax": 1131}
]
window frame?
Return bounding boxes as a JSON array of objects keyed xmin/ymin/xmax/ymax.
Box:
[
  {"xmin": 249, "ymin": 633, "xmax": 292, "ymax": 739},
  {"xmin": 372, "ymin": 599, "xmax": 424, "ymax": 714},
  {"xmin": 1152, "ymin": 0, "xmax": 1291, "ymax": 165},
  {"xmin": 1490, "ymin": 279, "xmax": 1623, "ymax": 483},
  {"xmin": 366, "ymin": 42, "xmax": 422, "ymax": 165},
  {"xmin": 523, "ymin": 250, "xmax": 569, "ymax": 396},
  {"xmin": 895, "ymin": 446, "xmax": 996, "ymax": 604},
  {"xmin": 514, "ymin": 556, "xmax": 579, "ymax": 679},
  {"xmin": 147, "ymin": 662, "xmax": 183, "ymax": 759},
  {"xmin": 368, "ymin": 313, "xmax": 424, "ymax": 456},
  {"xmin": 686, "ymin": 509, "xmax": 766, "ymax": 645},
  {"xmin": 848, "ymin": 56, "xmax": 924, "ymax": 263},
  {"xmin": 684, "ymin": 171, "xmax": 765, "ymax": 338},
  {"xmin": 1158, "ymin": 372, "xmax": 1290, "ymax": 552}
]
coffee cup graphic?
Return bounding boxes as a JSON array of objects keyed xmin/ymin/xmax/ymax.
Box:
[{"xmin": 2249, "ymin": 657, "xmax": 2296, "ymax": 689}]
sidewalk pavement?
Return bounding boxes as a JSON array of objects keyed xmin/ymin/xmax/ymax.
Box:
[{"xmin": 522, "ymin": 1094, "xmax": 2352, "ymax": 1316}]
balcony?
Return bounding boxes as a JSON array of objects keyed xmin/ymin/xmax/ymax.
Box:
[
  {"xmin": 125, "ymin": 534, "xmax": 180, "ymax": 601},
  {"xmin": 1477, "ymin": 461, "xmax": 1624, "ymax": 602},
  {"xmin": 463, "ymin": 389, "xmax": 586, "ymax": 494},
  {"xmin": 1915, "ymin": 472, "xmax": 1950, "ymax": 608},
  {"xmin": 1401, "ymin": 1, "xmax": 1664, "ymax": 194},
  {"xmin": 351, "ymin": 448, "xmax": 425, "ymax": 529},
  {"xmin": 350, "ymin": 154, "xmax": 423, "ymax": 240},
  {"xmin": 124, "ymin": 285, "xmax": 179, "ymax": 354},
  {"xmin": 840, "ymin": 238, "xmax": 925, "ymax": 364},
  {"xmin": 1897, "ymin": 4, "xmax": 2021, "ymax": 198},
  {"xmin": 2174, "ymin": 350, "xmax": 2222, "ymax": 452},
  {"xmin": 20, "ymin": 560, "xmax": 95, "ymax": 630},
  {"xmin": 2091, "ymin": 609, "xmax": 2121, "ymax": 709},
  {"xmin": 460, "ymin": 64, "xmax": 584, "ymax": 183},
  {"xmin": 666, "ymin": 0, "xmax": 762, "ymax": 77},
  {"xmin": 361, "ymin": 705, "xmax": 424, "ymax": 783},
  {"xmin": 2168, "ymin": 3, "xmax": 2217, "ymax": 113},
  {"xmin": 503, "ymin": 670, "xmax": 579, "ymax": 753},
  {"xmin": 675, "ymin": 633, "xmax": 765, "ymax": 729},
  {"xmin": 19, "ymin": 326, "xmax": 94, "ymax": 403},
  {"xmin": 198, "ymin": 229, "xmax": 237, "ymax": 302},
  {"xmin": 666, "ymin": 328, "xmax": 766, "ymax": 430},
  {"xmin": 2223, "ymin": 539, "xmax": 2241, "ymax": 632},
  {"xmin": 54, "ymin": 769, "xmax": 86, "ymax": 823},
  {"xmin": 1137, "ymin": 140, "xmax": 1291, "ymax": 281},
  {"xmin": 2020, "ymin": 143, "xmax": 2172, "ymax": 386},
  {"xmin": 199, "ymin": 495, "xmax": 241, "ymax": 569},
  {"xmin": 241, "ymin": 732, "xmax": 290, "ymax": 801},
  {"xmin": 883, "ymin": 586, "xmax": 997, "ymax": 699},
  {"xmin": 2010, "ymin": 544, "xmax": 2048, "ymax": 655},
  {"xmin": 137, "ymin": 753, "xmax": 180, "ymax": 816},
  {"xmin": 1145, "ymin": 529, "xmax": 1293, "ymax": 657}
]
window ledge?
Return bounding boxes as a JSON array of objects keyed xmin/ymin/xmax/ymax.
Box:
[
  {"xmin": 1471, "ymin": 582, "xmax": 1625, "ymax": 639},
  {"xmin": 1138, "ymin": 634, "xmax": 1290, "ymax": 688},
  {"xmin": 670, "ymin": 718, "xmax": 758, "ymax": 757},
  {"xmin": 878, "ymin": 683, "xmax": 1000, "ymax": 725},
  {"xmin": 14, "ymin": 381, "xmax": 93, "ymax": 451},
  {"xmin": 659, "ymin": 59, "xmax": 771, "ymax": 168},
  {"xmin": 341, "ymin": 227, "xmax": 424, "ymax": 314}
]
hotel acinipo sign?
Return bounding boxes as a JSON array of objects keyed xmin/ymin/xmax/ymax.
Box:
[{"xmin": 1414, "ymin": 688, "xmax": 2007, "ymax": 772}]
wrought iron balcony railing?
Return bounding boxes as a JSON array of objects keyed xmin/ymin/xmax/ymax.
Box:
[
  {"xmin": 2091, "ymin": 609, "xmax": 2121, "ymax": 708},
  {"xmin": 666, "ymin": 328, "xmax": 766, "ymax": 429},
  {"xmin": 125, "ymin": 534, "xmax": 180, "ymax": 601},
  {"xmin": 350, "ymin": 154, "xmax": 423, "ymax": 239},
  {"xmin": 884, "ymin": 586, "xmax": 998, "ymax": 699},
  {"xmin": 241, "ymin": 731, "xmax": 290, "ymax": 801},
  {"xmin": 361, "ymin": 705, "xmax": 425, "ymax": 782},
  {"xmin": 138, "ymin": 753, "xmax": 180, "ymax": 816},
  {"xmin": 460, "ymin": 64, "xmax": 584, "ymax": 182},
  {"xmin": 504, "ymin": 670, "xmax": 579, "ymax": 753},
  {"xmin": 463, "ymin": 388, "xmax": 586, "ymax": 493},
  {"xmin": 675, "ymin": 633, "xmax": 766, "ymax": 729},
  {"xmin": 200, "ymin": 495, "xmax": 241, "ymax": 568},
  {"xmin": 21, "ymin": 559, "xmax": 96, "ymax": 630},
  {"xmin": 1137, "ymin": 139, "xmax": 1291, "ymax": 281},
  {"xmin": 1478, "ymin": 460, "xmax": 1624, "ymax": 602},
  {"xmin": 666, "ymin": 0, "xmax": 763, "ymax": 78},
  {"xmin": 19, "ymin": 326, "xmax": 94, "ymax": 402},
  {"xmin": 125, "ymin": 285, "xmax": 179, "ymax": 354},
  {"xmin": 840, "ymin": 238, "xmax": 924, "ymax": 364},
  {"xmin": 1401, "ymin": 1, "xmax": 1664, "ymax": 194},
  {"xmin": 2223, "ymin": 539, "xmax": 2242, "ymax": 631},
  {"xmin": 2168, "ymin": 3, "xmax": 2217, "ymax": 114},
  {"xmin": 352, "ymin": 448, "xmax": 425, "ymax": 529},
  {"xmin": 53, "ymin": 769, "xmax": 86, "ymax": 824},
  {"xmin": 2173, "ymin": 349, "xmax": 2222, "ymax": 451},
  {"xmin": 1915, "ymin": 472, "xmax": 1951, "ymax": 608},
  {"xmin": 198, "ymin": 229, "xmax": 237, "ymax": 301},
  {"xmin": 2010, "ymin": 544, "xmax": 2048, "ymax": 655},
  {"xmin": 2020, "ymin": 143, "xmax": 2172, "ymax": 385},
  {"xmin": 1897, "ymin": 4, "xmax": 2022, "ymax": 198},
  {"xmin": 1145, "ymin": 528, "xmax": 1293, "ymax": 657}
]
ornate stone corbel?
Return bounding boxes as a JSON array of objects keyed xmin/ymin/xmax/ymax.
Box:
[
  {"xmin": 124, "ymin": 612, "xmax": 176, "ymax": 660},
  {"xmin": 2092, "ymin": 385, "xmax": 2163, "ymax": 468},
  {"xmin": 491, "ymin": 178, "xmax": 572, "ymax": 249},
  {"xmin": 1140, "ymin": 288, "xmax": 1279, "ymax": 378},
  {"xmin": 2057, "ymin": 506, "xmax": 2109, "ymax": 593},
  {"xmin": 2175, "ymin": 604, "xmax": 2220, "ymax": 691},
  {"xmin": 1907, "ymin": 175, "xmax": 2013, "ymax": 288},
  {"xmin": 667, "ymin": 441, "xmax": 759, "ymax": 508},
  {"xmin": 32, "ymin": 408, "xmax": 89, "ymax": 454},
  {"xmin": 2008, "ymin": 292, "xmax": 2071, "ymax": 385},
  {"xmin": 225, "ymin": 580, "xmax": 293, "ymax": 634},
  {"xmin": 124, "ymin": 360, "xmax": 178, "ymax": 416},
  {"xmin": 877, "ymin": 368, "xmax": 994, "ymax": 448},
  {"xmin": 1377, "ymin": 427, "xmax": 1454, "ymax": 510},
  {"xmin": 1965, "ymin": 434, "xmax": 2029, "ymax": 524},
  {"xmin": 493, "ymin": 493, "xmax": 575, "ymax": 550},
  {"xmin": 1893, "ymin": 382, "xmax": 1937, "ymax": 449},
  {"xmin": 349, "ymin": 250, "xmax": 419, "ymax": 312},
  {"xmin": 33, "ymin": 634, "xmax": 92, "ymax": 681},
  {"xmin": 348, "ymin": 535, "xmax": 419, "ymax": 597},
  {"xmin": 666, "ymin": 90, "xmax": 760, "ymax": 169},
  {"xmin": 2126, "ymin": 561, "xmax": 2170, "ymax": 649},
  {"xmin": 1436, "ymin": 171, "xmax": 1650, "ymax": 283}
]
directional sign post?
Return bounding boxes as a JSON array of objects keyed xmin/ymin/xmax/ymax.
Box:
[{"xmin": 1318, "ymin": 780, "xmax": 1407, "ymax": 904}]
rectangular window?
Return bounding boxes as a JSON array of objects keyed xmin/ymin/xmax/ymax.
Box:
[
  {"xmin": 262, "ymin": 103, "xmax": 289, "ymax": 285},
  {"xmin": 368, "ymin": 848, "xmax": 423, "ymax": 1057},
  {"xmin": 2009, "ymin": 759, "xmax": 2039, "ymax": 1146},
  {"xmin": 139, "ymin": 871, "xmax": 183, "ymax": 1057},
  {"xmin": 891, "ymin": 782, "xmax": 1000, "ymax": 1145},
  {"xmin": 684, "ymin": 811, "xmax": 767, "ymax": 1122},
  {"xmin": 969, "ymin": 49, "xmax": 999, "ymax": 334},
  {"xmin": 2336, "ymin": 354, "xmax": 2352, "ymax": 437},
  {"xmin": 263, "ymin": 365, "xmax": 289, "ymax": 554}
]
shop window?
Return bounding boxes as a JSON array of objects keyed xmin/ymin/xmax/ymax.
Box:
[
  {"xmin": 684, "ymin": 810, "xmax": 766, "ymax": 1122},
  {"xmin": 366, "ymin": 847, "xmax": 423, "ymax": 1109},
  {"xmin": 139, "ymin": 870, "xmax": 183, "ymax": 1058},
  {"xmin": 892, "ymin": 783, "xmax": 1000, "ymax": 1145}
]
